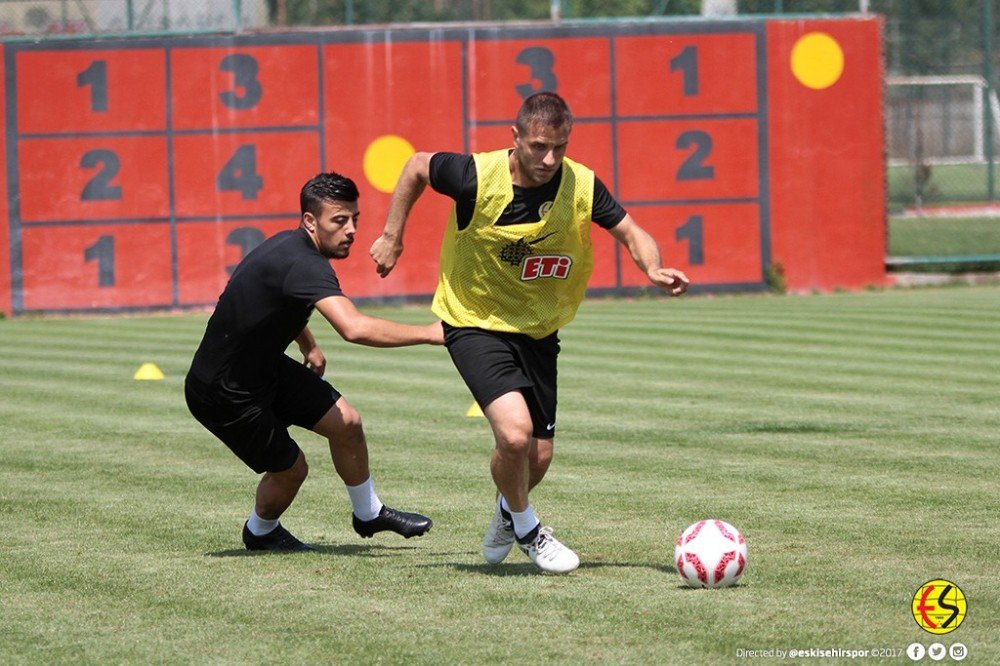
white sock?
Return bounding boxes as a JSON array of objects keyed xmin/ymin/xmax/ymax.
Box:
[
  {"xmin": 509, "ymin": 505, "xmax": 540, "ymax": 541},
  {"xmin": 246, "ymin": 508, "xmax": 279, "ymax": 536},
  {"xmin": 347, "ymin": 477, "xmax": 384, "ymax": 521}
]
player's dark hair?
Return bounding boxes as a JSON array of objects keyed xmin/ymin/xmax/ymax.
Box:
[
  {"xmin": 300, "ymin": 172, "xmax": 360, "ymax": 216},
  {"xmin": 515, "ymin": 92, "xmax": 573, "ymax": 133}
]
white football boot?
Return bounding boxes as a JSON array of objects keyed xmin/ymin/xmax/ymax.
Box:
[
  {"xmin": 518, "ymin": 525, "xmax": 580, "ymax": 574},
  {"xmin": 482, "ymin": 496, "xmax": 516, "ymax": 564}
]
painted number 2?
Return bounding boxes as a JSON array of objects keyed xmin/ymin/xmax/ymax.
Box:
[
  {"xmin": 515, "ymin": 46, "xmax": 557, "ymax": 99},
  {"xmin": 676, "ymin": 131, "xmax": 714, "ymax": 181},
  {"xmin": 81, "ymin": 149, "xmax": 123, "ymax": 201}
]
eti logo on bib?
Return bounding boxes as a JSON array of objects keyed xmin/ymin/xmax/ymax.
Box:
[{"xmin": 521, "ymin": 255, "xmax": 572, "ymax": 280}]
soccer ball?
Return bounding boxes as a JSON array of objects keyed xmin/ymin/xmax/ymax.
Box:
[{"xmin": 674, "ymin": 519, "xmax": 748, "ymax": 588}]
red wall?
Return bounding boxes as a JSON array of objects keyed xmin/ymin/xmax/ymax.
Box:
[
  {"xmin": 767, "ymin": 18, "xmax": 888, "ymax": 291},
  {"xmin": 0, "ymin": 17, "xmax": 885, "ymax": 315},
  {"xmin": 0, "ymin": 47, "xmax": 9, "ymax": 316}
]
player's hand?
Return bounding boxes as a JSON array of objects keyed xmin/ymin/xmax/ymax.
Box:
[
  {"xmin": 301, "ymin": 345, "xmax": 327, "ymax": 376},
  {"xmin": 648, "ymin": 267, "xmax": 689, "ymax": 296},
  {"xmin": 427, "ymin": 321, "xmax": 445, "ymax": 346},
  {"xmin": 370, "ymin": 234, "xmax": 403, "ymax": 278}
]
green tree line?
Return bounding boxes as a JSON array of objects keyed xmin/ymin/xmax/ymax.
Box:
[
  {"xmin": 267, "ymin": 0, "xmax": 997, "ymax": 76},
  {"xmin": 267, "ymin": 0, "xmax": 993, "ymax": 27}
]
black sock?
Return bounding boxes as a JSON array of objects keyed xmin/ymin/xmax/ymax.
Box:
[{"xmin": 516, "ymin": 523, "xmax": 540, "ymax": 545}]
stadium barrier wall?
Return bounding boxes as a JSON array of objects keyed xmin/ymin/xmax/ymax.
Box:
[
  {"xmin": 0, "ymin": 45, "xmax": 9, "ymax": 317},
  {"xmin": 0, "ymin": 16, "xmax": 885, "ymax": 315},
  {"xmin": 767, "ymin": 18, "xmax": 886, "ymax": 293}
]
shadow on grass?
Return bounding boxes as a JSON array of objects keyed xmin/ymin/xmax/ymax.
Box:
[
  {"xmin": 418, "ymin": 560, "xmax": 678, "ymax": 577},
  {"xmin": 205, "ymin": 542, "xmax": 420, "ymax": 558},
  {"xmin": 675, "ymin": 582, "xmax": 747, "ymax": 590}
]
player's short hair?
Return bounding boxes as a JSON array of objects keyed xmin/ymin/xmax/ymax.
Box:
[
  {"xmin": 515, "ymin": 92, "xmax": 573, "ymax": 133},
  {"xmin": 300, "ymin": 172, "xmax": 360, "ymax": 216}
]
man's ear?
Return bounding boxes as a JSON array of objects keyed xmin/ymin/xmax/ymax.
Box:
[
  {"xmin": 511, "ymin": 124, "xmax": 520, "ymax": 146},
  {"xmin": 301, "ymin": 212, "xmax": 316, "ymax": 232}
]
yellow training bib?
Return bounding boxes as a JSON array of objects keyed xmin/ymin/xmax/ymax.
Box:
[{"xmin": 432, "ymin": 149, "xmax": 594, "ymax": 339}]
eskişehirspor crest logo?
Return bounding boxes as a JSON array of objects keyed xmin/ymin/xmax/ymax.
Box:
[
  {"xmin": 498, "ymin": 231, "xmax": 557, "ymax": 266},
  {"xmin": 497, "ymin": 232, "xmax": 571, "ymax": 280},
  {"xmin": 912, "ymin": 579, "xmax": 967, "ymax": 634},
  {"xmin": 499, "ymin": 238, "xmax": 534, "ymax": 266}
]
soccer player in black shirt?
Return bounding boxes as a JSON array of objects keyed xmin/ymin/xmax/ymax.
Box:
[{"xmin": 186, "ymin": 172, "xmax": 443, "ymax": 552}]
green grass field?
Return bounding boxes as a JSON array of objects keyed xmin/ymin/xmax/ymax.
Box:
[
  {"xmin": 889, "ymin": 216, "xmax": 1000, "ymax": 258},
  {"xmin": 2, "ymin": 287, "xmax": 998, "ymax": 664},
  {"xmin": 888, "ymin": 163, "xmax": 1000, "ymax": 209},
  {"xmin": 887, "ymin": 215, "xmax": 1000, "ymax": 270}
]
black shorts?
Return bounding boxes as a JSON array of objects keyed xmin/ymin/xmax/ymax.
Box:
[
  {"xmin": 184, "ymin": 355, "xmax": 342, "ymax": 474},
  {"xmin": 443, "ymin": 323, "xmax": 559, "ymax": 439}
]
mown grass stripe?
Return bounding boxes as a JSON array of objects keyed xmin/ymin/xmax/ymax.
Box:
[{"xmin": 1, "ymin": 285, "xmax": 998, "ymax": 664}]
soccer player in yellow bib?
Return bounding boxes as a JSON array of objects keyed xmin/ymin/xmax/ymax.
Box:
[{"xmin": 370, "ymin": 92, "xmax": 688, "ymax": 573}]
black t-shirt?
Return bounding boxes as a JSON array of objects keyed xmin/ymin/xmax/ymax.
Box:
[
  {"xmin": 188, "ymin": 227, "xmax": 343, "ymax": 392},
  {"xmin": 428, "ymin": 152, "xmax": 626, "ymax": 231}
]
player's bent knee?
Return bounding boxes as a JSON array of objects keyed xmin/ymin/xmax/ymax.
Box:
[
  {"xmin": 313, "ymin": 398, "xmax": 364, "ymax": 440},
  {"xmin": 495, "ymin": 428, "xmax": 533, "ymax": 457},
  {"xmin": 290, "ymin": 452, "xmax": 309, "ymax": 483},
  {"xmin": 340, "ymin": 404, "xmax": 363, "ymax": 433},
  {"xmin": 532, "ymin": 445, "xmax": 553, "ymax": 469},
  {"xmin": 270, "ymin": 450, "xmax": 308, "ymax": 485},
  {"xmin": 330, "ymin": 395, "xmax": 360, "ymax": 424}
]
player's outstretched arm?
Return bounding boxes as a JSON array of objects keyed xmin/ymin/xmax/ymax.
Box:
[
  {"xmin": 315, "ymin": 295, "xmax": 444, "ymax": 347},
  {"xmin": 295, "ymin": 325, "xmax": 327, "ymax": 376},
  {"xmin": 370, "ymin": 151, "xmax": 435, "ymax": 278},
  {"xmin": 608, "ymin": 215, "xmax": 690, "ymax": 296}
]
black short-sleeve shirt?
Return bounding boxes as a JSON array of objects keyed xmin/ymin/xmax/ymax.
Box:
[
  {"xmin": 429, "ymin": 152, "xmax": 626, "ymax": 231},
  {"xmin": 188, "ymin": 227, "xmax": 343, "ymax": 393}
]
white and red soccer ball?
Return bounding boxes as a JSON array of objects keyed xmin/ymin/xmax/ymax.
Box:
[{"xmin": 674, "ymin": 519, "xmax": 748, "ymax": 588}]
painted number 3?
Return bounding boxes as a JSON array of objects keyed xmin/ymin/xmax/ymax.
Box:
[
  {"xmin": 219, "ymin": 54, "xmax": 262, "ymax": 110},
  {"xmin": 516, "ymin": 46, "xmax": 557, "ymax": 99}
]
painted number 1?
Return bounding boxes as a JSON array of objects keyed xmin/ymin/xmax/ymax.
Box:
[
  {"xmin": 669, "ymin": 46, "xmax": 699, "ymax": 97},
  {"xmin": 77, "ymin": 60, "xmax": 109, "ymax": 112},
  {"xmin": 675, "ymin": 215, "xmax": 704, "ymax": 265},
  {"xmin": 84, "ymin": 235, "xmax": 115, "ymax": 287}
]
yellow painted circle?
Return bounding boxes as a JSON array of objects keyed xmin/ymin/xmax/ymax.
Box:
[
  {"xmin": 790, "ymin": 32, "xmax": 844, "ymax": 90},
  {"xmin": 912, "ymin": 579, "xmax": 967, "ymax": 634},
  {"xmin": 363, "ymin": 135, "xmax": 415, "ymax": 193}
]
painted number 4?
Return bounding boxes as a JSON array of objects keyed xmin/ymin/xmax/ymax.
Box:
[{"xmin": 217, "ymin": 145, "xmax": 263, "ymax": 200}]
